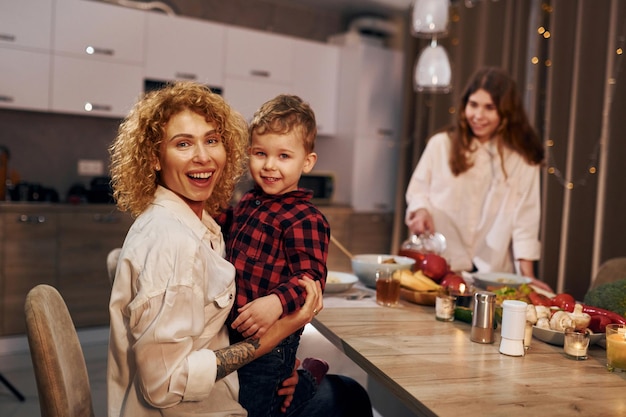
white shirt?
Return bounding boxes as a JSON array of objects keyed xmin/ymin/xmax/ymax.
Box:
[
  {"xmin": 405, "ymin": 132, "xmax": 541, "ymax": 273},
  {"xmin": 108, "ymin": 186, "xmax": 246, "ymax": 417}
]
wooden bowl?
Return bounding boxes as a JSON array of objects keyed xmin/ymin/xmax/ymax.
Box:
[{"xmin": 400, "ymin": 288, "xmax": 437, "ymax": 306}]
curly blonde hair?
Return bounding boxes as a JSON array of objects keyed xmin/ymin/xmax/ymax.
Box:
[{"xmin": 109, "ymin": 81, "xmax": 248, "ymax": 217}]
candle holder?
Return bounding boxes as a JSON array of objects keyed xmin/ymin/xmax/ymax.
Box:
[
  {"xmin": 563, "ymin": 328, "xmax": 589, "ymax": 360},
  {"xmin": 435, "ymin": 289, "xmax": 456, "ymax": 322}
]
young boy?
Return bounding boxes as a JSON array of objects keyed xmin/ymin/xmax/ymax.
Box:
[{"xmin": 220, "ymin": 95, "xmax": 330, "ymax": 417}]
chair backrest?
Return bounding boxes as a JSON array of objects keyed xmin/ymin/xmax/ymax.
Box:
[
  {"xmin": 24, "ymin": 284, "xmax": 95, "ymax": 417},
  {"xmin": 589, "ymin": 257, "xmax": 626, "ymax": 291}
]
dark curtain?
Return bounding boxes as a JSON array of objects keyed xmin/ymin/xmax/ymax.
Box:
[{"xmin": 393, "ymin": 0, "xmax": 626, "ymax": 300}]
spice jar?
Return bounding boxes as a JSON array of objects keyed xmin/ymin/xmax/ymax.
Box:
[
  {"xmin": 398, "ymin": 233, "xmax": 447, "ymax": 270},
  {"xmin": 470, "ymin": 291, "xmax": 496, "ymax": 344}
]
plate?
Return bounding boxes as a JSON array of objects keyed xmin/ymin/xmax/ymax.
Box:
[
  {"xmin": 532, "ymin": 326, "xmax": 605, "ymax": 346},
  {"xmin": 400, "ymin": 288, "xmax": 437, "ymax": 306},
  {"xmin": 472, "ymin": 272, "xmax": 532, "ymax": 289},
  {"xmin": 325, "ymin": 271, "xmax": 358, "ymax": 293}
]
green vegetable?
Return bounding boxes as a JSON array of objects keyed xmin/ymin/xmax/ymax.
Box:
[
  {"xmin": 453, "ymin": 306, "xmax": 499, "ymax": 328},
  {"xmin": 454, "ymin": 307, "xmax": 473, "ymax": 323},
  {"xmin": 583, "ymin": 278, "xmax": 626, "ymax": 318}
]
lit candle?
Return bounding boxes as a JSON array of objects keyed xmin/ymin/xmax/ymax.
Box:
[
  {"xmin": 606, "ymin": 324, "xmax": 626, "ymax": 371},
  {"xmin": 563, "ymin": 328, "xmax": 589, "ymax": 360}
]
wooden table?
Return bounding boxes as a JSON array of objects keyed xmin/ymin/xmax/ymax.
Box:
[{"xmin": 312, "ymin": 299, "xmax": 626, "ymax": 417}]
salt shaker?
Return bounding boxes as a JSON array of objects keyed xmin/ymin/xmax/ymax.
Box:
[
  {"xmin": 499, "ymin": 299, "xmax": 528, "ymax": 356},
  {"xmin": 470, "ymin": 291, "xmax": 495, "ymax": 344}
]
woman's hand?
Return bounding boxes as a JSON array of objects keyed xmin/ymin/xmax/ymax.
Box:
[
  {"xmin": 277, "ymin": 358, "xmax": 300, "ymax": 412},
  {"xmin": 297, "ymin": 277, "xmax": 323, "ymax": 322},
  {"xmin": 407, "ymin": 208, "xmax": 435, "ymax": 235}
]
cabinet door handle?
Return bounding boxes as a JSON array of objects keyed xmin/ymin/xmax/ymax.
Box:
[
  {"xmin": 17, "ymin": 214, "xmax": 46, "ymax": 224},
  {"xmin": 85, "ymin": 46, "xmax": 115, "ymax": 56},
  {"xmin": 84, "ymin": 103, "xmax": 113, "ymax": 112},
  {"xmin": 377, "ymin": 128, "xmax": 394, "ymax": 137},
  {"xmin": 0, "ymin": 95, "xmax": 15, "ymax": 103},
  {"xmin": 175, "ymin": 72, "xmax": 198, "ymax": 80},
  {"xmin": 0, "ymin": 33, "xmax": 16, "ymax": 42},
  {"xmin": 250, "ymin": 69, "xmax": 270, "ymax": 78}
]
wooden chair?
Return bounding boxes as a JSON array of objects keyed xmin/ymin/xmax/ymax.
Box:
[
  {"xmin": 589, "ymin": 257, "xmax": 626, "ymax": 291},
  {"xmin": 24, "ymin": 284, "xmax": 95, "ymax": 417}
]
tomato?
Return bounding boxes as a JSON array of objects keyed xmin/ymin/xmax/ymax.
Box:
[
  {"xmin": 528, "ymin": 292, "xmax": 552, "ymax": 307},
  {"xmin": 551, "ymin": 293, "xmax": 576, "ymax": 312}
]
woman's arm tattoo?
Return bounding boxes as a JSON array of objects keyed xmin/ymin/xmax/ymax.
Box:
[{"xmin": 215, "ymin": 338, "xmax": 261, "ymax": 380}]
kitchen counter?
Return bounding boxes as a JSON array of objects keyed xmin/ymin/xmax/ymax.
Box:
[{"xmin": 312, "ymin": 297, "xmax": 626, "ymax": 417}]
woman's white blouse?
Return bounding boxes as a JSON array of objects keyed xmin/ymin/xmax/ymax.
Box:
[
  {"xmin": 405, "ymin": 132, "xmax": 541, "ymax": 273},
  {"xmin": 108, "ymin": 186, "xmax": 246, "ymax": 417}
]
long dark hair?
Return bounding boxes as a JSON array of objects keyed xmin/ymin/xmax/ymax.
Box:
[{"xmin": 449, "ymin": 67, "xmax": 544, "ymax": 176}]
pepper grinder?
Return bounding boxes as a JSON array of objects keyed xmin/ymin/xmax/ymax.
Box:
[
  {"xmin": 470, "ymin": 291, "xmax": 495, "ymax": 344},
  {"xmin": 499, "ymin": 299, "xmax": 528, "ymax": 356}
]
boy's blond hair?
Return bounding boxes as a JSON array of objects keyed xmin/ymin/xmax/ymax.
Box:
[{"xmin": 249, "ymin": 95, "xmax": 317, "ymax": 153}]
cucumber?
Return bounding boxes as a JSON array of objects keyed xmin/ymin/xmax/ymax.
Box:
[
  {"xmin": 454, "ymin": 306, "xmax": 499, "ymax": 329},
  {"xmin": 454, "ymin": 307, "xmax": 473, "ymax": 323}
]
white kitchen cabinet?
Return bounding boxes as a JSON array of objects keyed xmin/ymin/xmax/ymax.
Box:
[
  {"xmin": 336, "ymin": 43, "xmax": 404, "ymax": 141},
  {"xmin": 51, "ymin": 55, "xmax": 143, "ymax": 117},
  {"xmin": 0, "ymin": 48, "xmax": 50, "ymax": 112},
  {"xmin": 224, "ymin": 26, "xmax": 294, "ymax": 84},
  {"xmin": 223, "ymin": 26, "xmax": 295, "ymax": 120},
  {"xmin": 53, "ymin": 0, "xmax": 146, "ymax": 64},
  {"xmin": 145, "ymin": 13, "xmax": 225, "ymax": 87},
  {"xmin": 222, "ymin": 77, "xmax": 290, "ymax": 122},
  {"xmin": 351, "ymin": 137, "xmax": 400, "ymax": 212},
  {"xmin": 319, "ymin": 41, "xmax": 404, "ymax": 212},
  {"xmin": 292, "ymin": 39, "xmax": 340, "ymax": 136},
  {"xmin": 0, "ymin": 0, "xmax": 53, "ymax": 50}
]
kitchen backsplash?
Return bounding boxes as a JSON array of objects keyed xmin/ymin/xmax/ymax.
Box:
[{"xmin": 0, "ymin": 108, "xmax": 120, "ymax": 202}]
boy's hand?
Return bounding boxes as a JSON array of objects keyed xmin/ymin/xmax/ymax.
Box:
[{"xmin": 231, "ymin": 294, "xmax": 282, "ymax": 338}]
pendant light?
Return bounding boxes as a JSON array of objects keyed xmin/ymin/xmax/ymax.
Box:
[
  {"xmin": 411, "ymin": 0, "xmax": 450, "ymax": 37},
  {"xmin": 414, "ymin": 38, "xmax": 452, "ymax": 93},
  {"xmin": 411, "ymin": 0, "xmax": 452, "ymax": 93}
]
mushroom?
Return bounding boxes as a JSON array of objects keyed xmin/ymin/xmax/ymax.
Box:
[
  {"xmin": 567, "ymin": 303, "xmax": 591, "ymax": 331},
  {"xmin": 549, "ymin": 310, "xmax": 575, "ymax": 332}
]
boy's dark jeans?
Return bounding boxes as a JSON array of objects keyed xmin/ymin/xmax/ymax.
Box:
[{"xmin": 237, "ymin": 332, "xmax": 317, "ymax": 417}]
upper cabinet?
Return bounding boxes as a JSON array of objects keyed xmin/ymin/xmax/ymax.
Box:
[
  {"xmin": 1, "ymin": 3, "xmax": 341, "ymax": 126},
  {"xmin": 0, "ymin": 49, "xmax": 51, "ymax": 111},
  {"xmin": 51, "ymin": 56, "xmax": 143, "ymax": 117},
  {"xmin": 0, "ymin": 0, "xmax": 53, "ymax": 111},
  {"xmin": 145, "ymin": 13, "xmax": 225, "ymax": 87},
  {"xmin": 0, "ymin": 0, "xmax": 53, "ymax": 50},
  {"xmin": 53, "ymin": 0, "xmax": 145, "ymax": 64},
  {"xmin": 223, "ymin": 26, "xmax": 339, "ymax": 131},
  {"xmin": 224, "ymin": 27, "xmax": 294, "ymax": 84},
  {"xmin": 51, "ymin": 0, "xmax": 146, "ymax": 117},
  {"xmin": 292, "ymin": 39, "xmax": 340, "ymax": 136},
  {"xmin": 223, "ymin": 27, "xmax": 294, "ymax": 121}
]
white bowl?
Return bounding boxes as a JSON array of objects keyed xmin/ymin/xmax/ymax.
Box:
[
  {"xmin": 325, "ymin": 271, "xmax": 359, "ymax": 293},
  {"xmin": 472, "ymin": 272, "xmax": 532, "ymax": 289},
  {"xmin": 351, "ymin": 254, "xmax": 416, "ymax": 288}
]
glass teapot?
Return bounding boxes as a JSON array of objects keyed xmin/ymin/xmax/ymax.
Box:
[{"xmin": 398, "ymin": 232, "xmax": 447, "ymax": 269}]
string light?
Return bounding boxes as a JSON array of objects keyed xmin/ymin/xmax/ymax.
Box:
[
  {"xmin": 546, "ymin": 140, "xmax": 600, "ymax": 189},
  {"xmin": 539, "ymin": 8, "xmax": 625, "ymax": 191}
]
